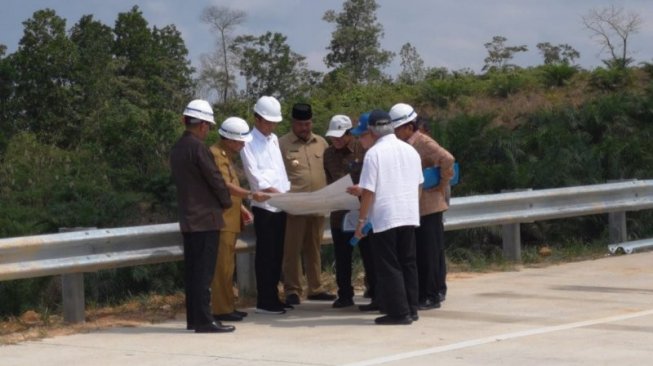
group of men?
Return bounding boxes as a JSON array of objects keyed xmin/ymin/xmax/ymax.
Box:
[{"xmin": 169, "ymin": 96, "xmax": 455, "ymax": 332}]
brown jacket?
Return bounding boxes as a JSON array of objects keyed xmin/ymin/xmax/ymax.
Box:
[
  {"xmin": 323, "ymin": 138, "xmax": 365, "ymax": 229},
  {"xmin": 408, "ymin": 132, "xmax": 455, "ymax": 215},
  {"xmin": 170, "ymin": 131, "xmax": 232, "ymax": 232}
]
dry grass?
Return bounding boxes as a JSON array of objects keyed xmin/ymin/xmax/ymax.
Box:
[{"xmin": 0, "ymin": 293, "xmax": 186, "ymax": 345}]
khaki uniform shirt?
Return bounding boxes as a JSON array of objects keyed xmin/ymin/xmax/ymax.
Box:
[
  {"xmin": 323, "ymin": 139, "xmax": 365, "ymax": 229},
  {"xmin": 408, "ymin": 132, "xmax": 455, "ymax": 215},
  {"xmin": 279, "ymin": 131, "xmax": 328, "ymax": 193},
  {"xmin": 210, "ymin": 142, "xmax": 242, "ymax": 234}
]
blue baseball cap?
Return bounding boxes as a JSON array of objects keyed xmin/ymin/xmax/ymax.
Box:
[{"xmin": 350, "ymin": 112, "xmax": 370, "ymax": 136}]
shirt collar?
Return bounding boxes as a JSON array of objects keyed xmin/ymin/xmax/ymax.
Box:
[
  {"xmin": 377, "ymin": 134, "xmax": 397, "ymax": 144},
  {"xmin": 252, "ymin": 127, "xmax": 273, "ymax": 142},
  {"xmin": 292, "ymin": 131, "xmax": 316, "ymax": 144}
]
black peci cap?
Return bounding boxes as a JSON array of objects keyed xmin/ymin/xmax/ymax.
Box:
[{"xmin": 292, "ymin": 103, "xmax": 312, "ymax": 121}]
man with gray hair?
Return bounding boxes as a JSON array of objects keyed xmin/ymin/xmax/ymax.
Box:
[
  {"xmin": 391, "ymin": 103, "xmax": 455, "ymax": 310},
  {"xmin": 350, "ymin": 109, "xmax": 423, "ymax": 325}
]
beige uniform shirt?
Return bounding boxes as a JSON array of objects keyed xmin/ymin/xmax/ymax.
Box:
[
  {"xmin": 408, "ymin": 132, "xmax": 455, "ymax": 215},
  {"xmin": 279, "ymin": 131, "xmax": 328, "ymax": 193},
  {"xmin": 210, "ymin": 143, "xmax": 242, "ymax": 233}
]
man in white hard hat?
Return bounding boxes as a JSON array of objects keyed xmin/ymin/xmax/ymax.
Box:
[
  {"xmin": 390, "ymin": 102, "xmax": 455, "ymax": 310},
  {"xmin": 169, "ymin": 99, "xmax": 234, "ymax": 333},
  {"xmin": 351, "ymin": 109, "xmax": 423, "ymax": 325},
  {"xmin": 209, "ymin": 117, "xmax": 270, "ymax": 322},
  {"xmin": 279, "ymin": 103, "xmax": 335, "ymax": 305},
  {"xmin": 240, "ymin": 96, "xmax": 292, "ymax": 314},
  {"xmin": 323, "ymin": 114, "xmax": 377, "ymax": 309}
]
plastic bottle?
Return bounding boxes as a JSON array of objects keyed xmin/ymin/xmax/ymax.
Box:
[{"xmin": 349, "ymin": 222, "xmax": 372, "ymax": 246}]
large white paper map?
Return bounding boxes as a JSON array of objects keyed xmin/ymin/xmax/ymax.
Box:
[{"xmin": 267, "ymin": 175, "xmax": 360, "ymax": 215}]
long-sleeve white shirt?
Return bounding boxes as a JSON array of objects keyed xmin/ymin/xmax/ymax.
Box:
[{"xmin": 240, "ymin": 127, "xmax": 290, "ymax": 212}]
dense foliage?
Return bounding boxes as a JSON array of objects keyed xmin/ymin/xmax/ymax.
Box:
[{"xmin": 1, "ymin": 5, "xmax": 652, "ymax": 318}]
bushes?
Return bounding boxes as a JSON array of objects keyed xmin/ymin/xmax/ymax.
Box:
[
  {"xmin": 538, "ymin": 64, "xmax": 578, "ymax": 87},
  {"xmin": 589, "ymin": 67, "xmax": 633, "ymax": 91}
]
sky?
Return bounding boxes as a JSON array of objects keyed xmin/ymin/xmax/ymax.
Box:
[{"xmin": 2, "ymin": 0, "xmax": 653, "ymax": 79}]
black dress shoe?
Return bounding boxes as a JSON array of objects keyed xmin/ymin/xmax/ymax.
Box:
[
  {"xmin": 307, "ymin": 292, "xmax": 337, "ymax": 301},
  {"xmin": 438, "ymin": 292, "xmax": 446, "ymax": 302},
  {"xmin": 418, "ymin": 298, "xmax": 441, "ymax": 310},
  {"xmin": 194, "ymin": 321, "xmax": 235, "ymax": 333},
  {"xmin": 186, "ymin": 324, "xmax": 194, "ymax": 330},
  {"xmin": 285, "ymin": 293, "xmax": 301, "ymax": 305},
  {"xmin": 214, "ymin": 312, "xmax": 243, "ymax": 321},
  {"xmin": 374, "ymin": 315, "xmax": 413, "ymax": 325},
  {"xmin": 358, "ymin": 302, "xmax": 380, "ymax": 312},
  {"xmin": 234, "ymin": 309, "xmax": 248, "ymax": 317},
  {"xmin": 332, "ymin": 297, "xmax": 354, "ymax": 308},
  {"xmin": 411, "ymin": 313, "xmax": 419, "ymax": 321}
]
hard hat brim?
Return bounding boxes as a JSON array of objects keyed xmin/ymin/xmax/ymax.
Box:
[{"xmin": 219, "ymin": 130, "xmax": 253, "ymax": 142}]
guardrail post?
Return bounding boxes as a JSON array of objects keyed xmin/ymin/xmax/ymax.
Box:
[
  {"xmin": 502, "ymin": 223, "xmax": 521, "ymax": 261},
  {"xmin": 59, "ymin": 227, "xmax": 94, "ymax": 324},
  {"xmin": 608, "ymin": 211, "xmax": 627, "ymax": 244},
  {"xmin": 61, "ymin": 273, "xmax": 85, "ymax": 323},
  {"xmin": 499, "ymin": 188, "xmax": 531, "ymax": 261},
  {"xmin": 236, "ymin": 252, "xmax": 256, "ymax": 298}
]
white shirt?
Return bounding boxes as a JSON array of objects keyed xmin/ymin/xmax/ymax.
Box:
[
  {"xmin": 359, "ymin": 134, "xmax": 423, "ymax": 233},
  {"xmin": 240, "ymin": 127, "xmax": 291, "ymax": 212}
]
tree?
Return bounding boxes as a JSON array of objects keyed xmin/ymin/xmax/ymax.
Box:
[
  {"xmin": 482, "ymin": 36, "xmax": 527, "ymax": 72},
  {"xmin": 536, "ymin": 42, "xmax": 580, "ymax": 65},
  {"xmin": 398, "ymin": 42, "xmax": 426, "ymax": 84},
  {"xmin": 323, "ymin": 0, "xmax": 393, "ymax": 83},
  {"xmin": 113, "ymin": 6, "xmax": 193, "ymax": 110},
  {"xmin": 199, "ymin": 5, "xmax": 246, "ymax": 104},
  {"xmin": 0, "ymin": 44, "xmax": 15, "ymax": 153},
  {"xmin": 69, "ymin": 15, "xmax": 116, "ymax": 140},
  {"xmin": 582, "ymin": 5, "xmax": 642, "ymax": 69},
  {"xmin": 231, "ymin": 31, "xmax": 320, "ymax": 101},
  {"xmin": 12, "ymin": 9, "xmax": 78, "ymax": 148},
  {"xmin": 150, "ymin": 24, "xmax": 195, "ymax": 109}
]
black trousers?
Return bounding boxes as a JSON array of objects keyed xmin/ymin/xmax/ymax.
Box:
[
  {"xmin": 252, "ymin": 206, "xmax": 286, "ymax": 308},
  {"xmin": 415, "ymin": 212, "xmax": 447, "ymax": 301},
  {"xmin": 332, "ymin": 226, "xmax": 376, "ymax": 301},
  {"xmin": 182, "ymin": 230, "xmax": 219, "ymax": 328},
  {"xmin": 370, "ymin": 226, "xmax": 418, "ymax": 317}
]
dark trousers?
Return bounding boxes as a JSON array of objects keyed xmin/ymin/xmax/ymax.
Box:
[
  {"xmin": 370, "ymin": 226, "xmax": 418, "ymax": 317},
  {"xmin": 252, "ymin": 206, "xmax": 286, "ymax": 308},
  {"xmin": 415, "ymin": 212, "xmax": 447, "ymax": 301},
  {"xmin": 182, "ymin": 231, "xmax": 219, "ymax": 328},
  {"xmin": 332, "ymin": 226, "xmax": 376, "ymax": 301}
]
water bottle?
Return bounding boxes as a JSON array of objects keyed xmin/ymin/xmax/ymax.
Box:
[{"xmin": 349, "ymin": 222, "xmax": 372, "ymax": 246}]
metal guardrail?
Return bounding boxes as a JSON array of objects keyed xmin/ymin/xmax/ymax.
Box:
[
  {"xmin": 1, "ymin": 179, "xmax": 652, "ymax": 322},
  {"xmin": 443, "ymin": 179, "xmax": 653, "ymax": 229}
]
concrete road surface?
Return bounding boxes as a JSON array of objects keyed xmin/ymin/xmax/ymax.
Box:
[{"xmin": 1, "ymin": 251, "xmax": 652, "ymax": 366}]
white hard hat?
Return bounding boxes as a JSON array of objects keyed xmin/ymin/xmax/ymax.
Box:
[
  {"xmin": 219, "ymin": 117, "xmax": 253, "ymax": 142},
  {"xmin": 183, "ymin": 99, "xmax": 215, "ymax": 124},
  {"xmin": 253, "ymin": 96, "xmax": 282, "ymax": 122},
  {"xmin": 326, "ymin": 115, "xmax": 352, "ymax": 138},
  {"xmin": 389, "ymin": 103, "xmax": 417, "ymax": 128}
]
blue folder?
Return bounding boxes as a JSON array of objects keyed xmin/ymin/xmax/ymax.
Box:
[{"xmin": 423, "ymin": 162, "xmax": 460, "ymax": 189}]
